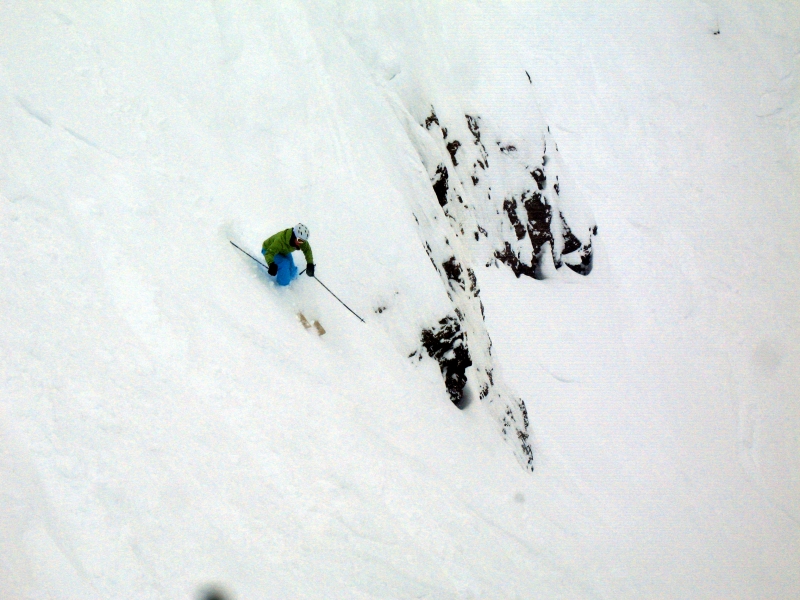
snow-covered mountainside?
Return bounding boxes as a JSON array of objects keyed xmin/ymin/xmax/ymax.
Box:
[{"xmin": 1, "ymin": 2, "xmax": 799, "ymax": 599}]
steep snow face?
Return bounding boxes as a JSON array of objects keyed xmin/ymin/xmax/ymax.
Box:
[
  {"xmin": 0, "ymin": 2, "xmax": 573, "ymax": 597},
  {"xmin": 2, "ymin": 1, "xmax": 800, "ymax": 599}
]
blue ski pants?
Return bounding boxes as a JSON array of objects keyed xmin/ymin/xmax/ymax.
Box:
[{"xmin": 263, "ymin": 251, "xmax": 297, "ymax": 286}]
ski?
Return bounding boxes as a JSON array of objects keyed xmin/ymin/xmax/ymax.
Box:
[
  {"xmin": 230, "ymin": 241, "xmax": 326, "ymax": 335},
  {"xmin": 297, "ymin": 312, "xmax": 326, "ymax": 336}
]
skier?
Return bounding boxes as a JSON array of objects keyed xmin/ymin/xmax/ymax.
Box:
[{"xmin": 261, "ymin": 223, "xmax": 315, "ymax": 286}]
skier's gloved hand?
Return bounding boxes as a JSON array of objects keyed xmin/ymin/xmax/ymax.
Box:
[
  {"xmin": 306, "ymin": 263, "xmax": 315, "ymax": 277},
  {"xmin": 268, "ymin": 262, "xmax": 278, "ymax": 276}
]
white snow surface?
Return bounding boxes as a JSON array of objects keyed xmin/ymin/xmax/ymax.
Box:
[{"xmin": 2, "ymin": 2, "xmax": 799, "ymax": 598}]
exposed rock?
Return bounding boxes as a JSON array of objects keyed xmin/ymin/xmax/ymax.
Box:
[
  {"xmin": 466, "ymin": 114, "xmax": 489, "ymax": 169},
  {"xmin": 441, "ymin": 256, "xmax": 465, "ymax": 291},
  {"xmin": 494, "ymin": 242, "xmax": 538, "ymax": 279},
  {"xmin": 466, "ymin": 114, "xmax": 481, "ymax": 143},
  {"xmin": 530, "ymin": 167, "xmax": 546, "ymax": 190},
  {"xmin": 560, "ymin": 211, "xmax": 583, "ymax": 256},
  {"xmin": 503, "ymin": 198, "xmax": 527, "ymax": 241},
  {"xmin": 431, "ymin": 164, "xmax": 449, "ymax": 207},
  {"xmin": 424, "ymin": 107, "xmax": 439, "ymax": 130},
  {"xmin": 446, "ymin": 140, "xmax": 461, "ymax": 165},
  {"xmin": 521, "ymin": 190, "xmax": 552, "ymax": 258},
  {"xmin": 421, "ymin": 315, "xmax": 472, "ymax": 404},
  {"xmin": 564, "ymin": 236, "xmax": 594, "ymax": 275}
]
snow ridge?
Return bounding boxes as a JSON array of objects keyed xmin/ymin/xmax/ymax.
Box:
[{"xmin": 381, "ymin": 73, "xmax": 598, "ymax": 472}]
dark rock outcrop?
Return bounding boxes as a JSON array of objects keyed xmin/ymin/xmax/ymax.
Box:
[{"xmin": 421, "ymin": 315, "xmax": 472, "ymax": 405}]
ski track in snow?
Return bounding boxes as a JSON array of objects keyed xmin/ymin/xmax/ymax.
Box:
[{"xmin": 1, "ymin": 1, "xmax": 799, "ymax": 598}]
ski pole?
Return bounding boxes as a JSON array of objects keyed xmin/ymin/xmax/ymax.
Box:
[
  {"xmin": 230, "ymin": 240, "xmax": 269, "ymax": 269},
  {"xmin": 232, "ymin": 241, "xmax": 365, "ymax": 323},
  {"xmin": 311, "ymin": 275, "xmax": 365, "ymax": 323}
]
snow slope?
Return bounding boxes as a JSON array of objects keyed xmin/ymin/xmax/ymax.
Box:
[{"xmin": 1, "ymin": 1, "xmax": 798, "ymax": 598}]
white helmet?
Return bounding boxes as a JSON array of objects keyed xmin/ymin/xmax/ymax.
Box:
[{"xmin": 293, "ymin": 223, "xmax": 310, "ymax": 241}]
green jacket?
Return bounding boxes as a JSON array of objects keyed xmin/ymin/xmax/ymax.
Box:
[{"xmin": 262, "ymin": 227, "xmax": 314, "ymax": 266}]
